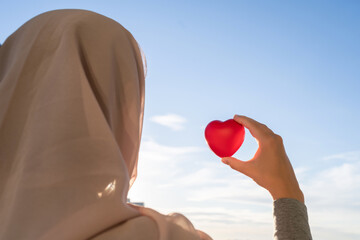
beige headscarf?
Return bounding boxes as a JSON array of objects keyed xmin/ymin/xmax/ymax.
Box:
[{"xmin": 0, "ymin": 9, "xmax": 212, "ymax": 240}]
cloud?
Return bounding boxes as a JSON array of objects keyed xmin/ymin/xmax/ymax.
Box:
[
  {"xmin": 304, "ymin": 161, "xmax": 360, "ymax": 209},
  {"xmin": 301, "ymin": 152, "xmax": 360, "ymax": 238},
  {"xmin": 167, "ymin": 206, "xmax": 272, "ymax": 225},
  {"xmin": 138, "ymin": 142, "xmax": 270, "ymax": 205},
  {"xmin": 131, "ymin": 141, "xmax": 360, "ymax": 240},
  {"xmin": 131, "ymin": 137, "xmax": 206, "ymax": 190},
  {"xmin": 150, "ymin": 113, "xmax": 187, "ymax": 131},
  {"xmin": 182, "ymin": 157, "xmax": 360, "ymax": 239},
  {"xmin": 159, "ymin": 205, "xmax": 273, "ymax": 240},
  {"xmin": 139, "ymin": 138, "xmax": 205, "ymax": 163},
  {"xmin": 323, "ymin": 150, "xmax": 360, "ymax": 161},
  {"xmin": 307, "ymin": 150, "xmax": 360, "ymax": 209}
]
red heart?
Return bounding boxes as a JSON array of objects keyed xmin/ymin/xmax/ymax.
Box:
[{"xmin": 204, "ymin": 119, "xmax": 245, "ymax": 158}]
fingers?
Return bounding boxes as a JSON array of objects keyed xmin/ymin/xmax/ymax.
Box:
[
  {"xmin": 233, "ymin": 114, "xmax": 275, "ymax": 142},
  {"xmin": 221, "ymin": 157, "xmax": 251, "ymax": 177}
]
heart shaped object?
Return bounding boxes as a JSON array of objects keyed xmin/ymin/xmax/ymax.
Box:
[{"xmin": 204, "ymin": 119, "xmax": 245, "ymax": 158}]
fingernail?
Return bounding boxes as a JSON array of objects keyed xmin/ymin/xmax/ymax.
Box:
[{"xmin": 221, "ymin": 158, "xmax": 229, "ymax": 165}]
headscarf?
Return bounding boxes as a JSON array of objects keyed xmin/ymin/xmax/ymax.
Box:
[{"xmin": 0, "ymin": 9, "xmax": 212, "ymax": 240}]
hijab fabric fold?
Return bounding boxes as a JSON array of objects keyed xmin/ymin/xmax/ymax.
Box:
[{"xmin": 0, "ymin": 9, "xmax": 212, "ymax": 240}]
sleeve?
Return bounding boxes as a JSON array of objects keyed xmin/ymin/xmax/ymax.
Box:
[{"xmin": 273, "ymin": 198, "xmax": 313, "ymax": 240}]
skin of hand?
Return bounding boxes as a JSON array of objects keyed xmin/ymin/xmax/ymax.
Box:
[{"xmin": 221, "ymin": 115, "xmax": 305, "ymax": 203}]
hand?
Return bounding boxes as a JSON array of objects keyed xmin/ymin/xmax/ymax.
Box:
[{"xmin": 221, "ymin": 115, "xmax": 305, "ymax": 203}]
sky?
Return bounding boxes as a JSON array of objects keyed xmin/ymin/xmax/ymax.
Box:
[{"xmin": 1, "ymin": 1, "xmax": 360, "ymax": 239}]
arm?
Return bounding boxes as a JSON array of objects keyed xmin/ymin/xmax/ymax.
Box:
[
  {"xmin": 273, "ymin": 198, "xmax": 312, "ymax": 239},
  {"xmin": 221, "ymin": 115, "xmax": 312, "ymax": 239}
]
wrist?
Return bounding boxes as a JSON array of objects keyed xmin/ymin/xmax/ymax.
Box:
[{"xmin": 270, "ymin": 186, "xmax": 304, "ymax": 203}]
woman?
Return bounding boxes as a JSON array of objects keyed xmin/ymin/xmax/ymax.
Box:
[{"xmin": 0, "ymin": 9, "xmax": 312, "ymax": 239}]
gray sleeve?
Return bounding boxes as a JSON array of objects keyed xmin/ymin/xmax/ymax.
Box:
[{"xmin": 273, "ymin": 198, "xmax": 312, "ymax": 240}]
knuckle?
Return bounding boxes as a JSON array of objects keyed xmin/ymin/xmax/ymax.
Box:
[
  {"xmin": 274, "ymin": 134, "xmax": 283, "ymax": 142},
  {"xmin": 264, "ymin": 133, "xmax": 282, "ymax": 145},
  {"xmin": 229, "ymin": 163, "xmax": 237, "ymax": 170},
  {"xmin": 261, "ymin": 124, "xmax": 275, "ymax": 134}
]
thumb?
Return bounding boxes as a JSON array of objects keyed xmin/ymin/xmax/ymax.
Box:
[{"xmin": 221, "ymin": 157, "xmax": 250, "ymax": 176}]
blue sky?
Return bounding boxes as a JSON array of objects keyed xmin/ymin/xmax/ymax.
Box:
[{"xmin": 1, "ymin": 1, "xmax": 360, "ymax": 239}]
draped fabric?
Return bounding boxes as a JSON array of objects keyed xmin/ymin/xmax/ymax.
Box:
[{"xmin": 0, "ymin": 9, "xmax": 212, "ymax": 240}]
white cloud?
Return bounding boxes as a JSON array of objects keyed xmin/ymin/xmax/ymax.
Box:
[
  {"xmin": 323, "ymin": 150, "xmax": 360, "ymax": 161},
  {"xmin": 181, "ymin": 158, "xmax": 360, "ymax": 239},
  {"xmin": 130, "ymin": 138, "xmax": 206, "ymax": 198},
  {"xmin": 163, "ymin": 206, "xmax": 273, "ymax": 240},
  {"xmin": 304, "ymin": 161, "xmax": 360, "ymax": 208},
  {"xmin": 139, "ymin": 138, "xmax": 204, "ymax": 162},
  {"xmin": 150, "ymin": 113, "xmax": 187, "ymax": 131},
  {"xmin": 130, "ymin": 138, "xmax": 274, "ymax": 239},
  {"xmin": 130, "ymin": 142, "xmax": 360, "ymax": 240},
  {"xmin": 301, "ymin": 153, "xmax": 360, "ymax": 238}
]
